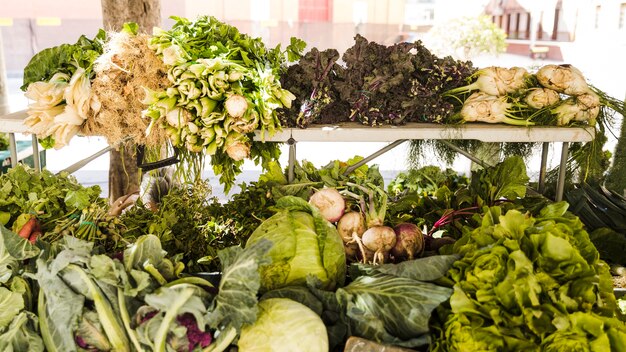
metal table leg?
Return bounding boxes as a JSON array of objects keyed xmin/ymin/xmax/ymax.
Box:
[
  {"xmin": 556, "ymin": 142, "xmax": 569, "ymax": 202},
  {"xmin": 538, "ymin": 142, "xmax": 549, "ymax": 193},
  {"xmin": 287, "ymin": 137, "xmax": 296, "ymax": 183},
  {"xmin": 32, "ymin": 134, "xmax": 41, "ymax": 171},
  {"xmin": 343, "ymin": 139, "xmax": 407, "ymax": 176},
  {"xmin": 8, "ymin": 133, "xmax": 17, "ymax": 167}
]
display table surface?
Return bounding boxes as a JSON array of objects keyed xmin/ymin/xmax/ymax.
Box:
[
  {"xmin": 2, "ymin": 109, "xmax": 596, "ymax": 200},
  {"xmin": 253, "ymin": 122, "xmax": 595, "ymax": 143}
]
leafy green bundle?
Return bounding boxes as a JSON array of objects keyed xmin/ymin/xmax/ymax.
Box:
[
  {"xmin": 145, "ymin": 16, "xmax": 305, "ymax": 191},
  {"xmin": 0, "ymin": 165, "xmax": 103, "ymax": 232},
  {"xmin": 280, "ymin": 35, "xmax": 475, "ymax": 127},
  {"xmin": 0, "ymin": 225, "xmax": 43, "ymax": 351},
  {"xmin": 21, "ymin": 30, "xmax": 106, "ymax": 91},
  {"xmin": 432, "ymin": 203, "xmax": 626, "ymax": 351},
  {"xmin": 279, "ymin": 48, "xmax": 349, "ymax": 128}
]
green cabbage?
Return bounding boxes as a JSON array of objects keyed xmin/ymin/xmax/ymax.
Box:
[
  {"xmin": 246, "ymin": 196, "xmax": 345, "ymax": 292},
  {"xmin": 237, "ymin": 298, "xmax": 328, "ymax": 352}
]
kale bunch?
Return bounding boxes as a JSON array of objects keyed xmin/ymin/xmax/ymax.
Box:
[
  {"xmin": 337, "ymin": 35, "xmax": 476, "ymax": 125},
  {"xmin": 279, "ymin": 47, "xmax": 349, "ymax": 127}
]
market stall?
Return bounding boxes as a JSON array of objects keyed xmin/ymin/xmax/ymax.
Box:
[{"xmin": 1, "ymin": 15, "xmax": 626, "ymax": 352}]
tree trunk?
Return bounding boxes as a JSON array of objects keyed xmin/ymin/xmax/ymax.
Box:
[{"xmin": 101, "ymin": 0, "xmax": 161, "ymax": 203}]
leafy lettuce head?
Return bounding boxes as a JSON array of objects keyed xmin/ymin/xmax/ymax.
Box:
[
  {"xmin": 246, "ymin": 196, "xmax": 345, "ymax": 292},
  {"xmin": 539, "ymin": 312, "xmax": 626, "ymax": 352}
]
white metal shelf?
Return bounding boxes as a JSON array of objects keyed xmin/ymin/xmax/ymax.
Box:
[
  {"xmin": 253, "ymin": 122, "xmax": 595, "ymax": 143},
  {"xmin": 0, "ymin": 109, "xmax": 29, "ymax": 133},
  {"xmin": 2, "ymin": 109, "xmax": 596, "ymax": 201}
]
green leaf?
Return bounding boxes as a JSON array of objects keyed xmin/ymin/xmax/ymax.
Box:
[
  {"xmin": 2, "ymin": 223, "xmax": 39, "ymax": 260},
  {"xmin": 349, "ymin": 255, "xmax": 460, "ymax": 282},
  {"xmin": 0, "ymin": 287, "xmax": 24, "ymax": 329},
  {"xmin": 21, "ymin": 44, "xmax": 75, "ymax": 90},
  {"xmin": 122, "ymin": 22, "xmax": 139, "ymax": 35},
  {"xmin": 0, "ymin": 312, "xmax": 44, "ymax": 352},
  {"xmin": 64, "ymin": 190, "xmax": 91, "ymax": 210},
  {"xmin": 206, "ymin": 240, "xmax": 272, "ymax": 331},
  {"xmin": 337, "ymin": 274, "xmax": 452, "ymax": 347},
  {"xmin": 35, "ymin": 252, "xmax": 85, "ymax": 351},
  {"xmin": 286, "ymin": 37, "xmax": 307, "ymax": 62}
]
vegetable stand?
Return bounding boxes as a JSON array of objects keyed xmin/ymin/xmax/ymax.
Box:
[{"xmin": 254, "ymin": 122, "xmax": 595, "ymax": 201}]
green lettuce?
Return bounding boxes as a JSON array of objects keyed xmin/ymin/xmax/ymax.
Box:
[
  {"xmin": 433, "ymin": 203, "xmax": 626, "ymax": 351},
  {"xmin": 246, "ymin": 196, "xmax": 346, "ymax": 292}
]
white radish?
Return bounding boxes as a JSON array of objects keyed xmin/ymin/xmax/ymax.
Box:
[
  {"xmin": 337, "ymin": 211, "xmax": 367, "ymax": 260},
  {"xmin": 309, "ymin": 188, "xmax": 346, "ymax": 223},
  {"xmin": 362, "ymin": 226, "xmax": 396, "ymax": 264}
]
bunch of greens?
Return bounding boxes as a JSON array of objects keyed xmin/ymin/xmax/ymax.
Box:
[
  {"xmin": 335, "ymin": 35, "xmax": 475, "ymax": 125},
  {"xmin": 432, "ymin": 203, "xmax": 626, "ymax": 351},
  {"xmin": 387, "ymin": 166, "xmax": 468, "ymax": 197},
  {"xmin": 33, "ymin": 232, "xmax": 271, "ymax": 352},
  {"xmin": 387, "ymin": 156, "xmax": 530, "ymax": 238},
  {"xmin": 0, "ymin": 225, "xmax": 43, "ymax": 351},
  {"xmin": 0, "ymin": 165, "xmax": 103, "ymax": 233},
  {"xmin": 21, "ymin": 30, "xmax": 106, "ymax": 91},
  {"xmin": 278, "ymin": 47, "xmax": 349, "ymax": 128},
  {"xmin": 120, "ymin": 180, "xmax": 216, "ymax": 272},
  {"xmin": 145, "ymin": 16, "xmax": 305, "ymax": 191},
  {"xmin": 21, "ymin": 30, "xmax": 106, "ymax": 149}
]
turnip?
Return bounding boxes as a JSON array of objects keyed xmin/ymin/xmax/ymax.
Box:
[
  {"xmin": 390, "ymin": 223, "xmax": 424, "ymax": 261},
  {"xmin": 345, "ymin": 182, "xmax": 397, "ymax": 264},
  {"xmin": 337, "ymin": 211, "xmax": 367, "ymax": 260},
  {"xmin": 362, "ymin": 226, "xmax": 396, "ymax": 265},
  {"xmin": 309, "ymin": 188, "xmax": 346, "ymax": 223}
]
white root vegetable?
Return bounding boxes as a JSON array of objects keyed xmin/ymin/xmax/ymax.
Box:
[
  {"xmin": 461, "ymin": 92, "xmax": 533, "ymax": 126},
  {"xmin": 224, "ymin": 94, "xmax": 248, "ymax": 118},
  {"xmin": 390, "ymin": 223, "xmax": 424, "ymax": 261},
  {"xmin": 309, "ymin": 188, "xmax": 346, "ymax": 223},
  {"xmin": 536, "ymin": 64, "xmax": 590, "ymax": 96},
  {"xmin": 446, "ymin": 66, "xmax": 529, "ymax": 96},
  {"xmin": 362, "ymin": 226, "xmax": 396, "ymax": 264},
  {"xmin": 337, "ymin": 211, "xmax": 367, "ymax": 260},
  {"xmin": 524, "ymin": 88, "xmax": 561, "ymax": 109}
]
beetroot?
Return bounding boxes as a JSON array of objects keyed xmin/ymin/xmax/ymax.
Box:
[{"xmin": 390, "ymin": 223, "xmax": 424, "ymax": 261}]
